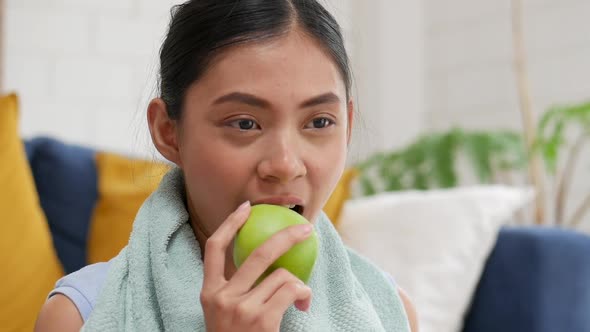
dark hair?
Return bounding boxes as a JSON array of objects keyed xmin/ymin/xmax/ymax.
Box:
[{"xmin": 159, "ymin": 0, "xmax": 352, "ymax": 120}]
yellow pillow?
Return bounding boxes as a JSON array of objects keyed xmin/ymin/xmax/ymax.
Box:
[
  {"xmin": 87, "ymin": 152, "xmax": 170, "ymax": 263},
  {"xmin": 0, "ymin": 93, "xmax": 64, "ymax": 331},
  {"xmin": 324, "ymin": 168, "xmax": 358, "ymax": 228}
]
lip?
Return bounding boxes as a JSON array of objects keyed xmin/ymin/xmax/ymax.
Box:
[{"xmin": 252, "ymin": 196, "xmax": 304, "ymax": 207}]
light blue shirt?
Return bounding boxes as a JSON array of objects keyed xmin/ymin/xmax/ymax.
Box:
[{"xmin": 48, "ymin": 262, "xmax": 111, "ymax": 322}]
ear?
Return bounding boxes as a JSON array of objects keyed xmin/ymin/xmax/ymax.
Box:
[
  {"xmin": 147, "ymin": 98, "xmax": 182, "ymax": 166},
  {"xmin": 346, "ymin": 99, "xmax": 354, "ymax": 145}
]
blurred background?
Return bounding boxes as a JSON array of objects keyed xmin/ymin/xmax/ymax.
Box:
[
  {"xmin": 2, "ymin": 0, "xmax": 588, "ymax": 228},
  {"xmin": 2, "ymin": 1, "xmax": 590, "ymax": 331}
]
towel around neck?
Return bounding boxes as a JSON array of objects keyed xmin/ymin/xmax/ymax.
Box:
[{"xmin": 82, "ymin": 167, "xmax": 411, "ymax": 331}]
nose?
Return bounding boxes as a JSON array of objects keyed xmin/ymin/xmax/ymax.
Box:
[{"xmin": 257, "ymin": 136, "xmax": 306, "ymax": 184}]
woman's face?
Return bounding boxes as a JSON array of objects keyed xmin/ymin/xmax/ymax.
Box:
[{"xmin": 176, "ymin": 30, "xmax": 352, "ymax": 232}]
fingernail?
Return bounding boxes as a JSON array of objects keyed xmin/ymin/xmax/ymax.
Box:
[
  {"xmin": 238, "ymin": 200, "xmax": 250, "ymax": 212},
  {"xmin": 300, "ymin": 224, "xmax": 312, "ymax": 235}
]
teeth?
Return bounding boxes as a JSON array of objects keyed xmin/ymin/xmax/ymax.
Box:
[{"xmin": 282, "ymin": 204, "xmax": 296, "ymax": 209}]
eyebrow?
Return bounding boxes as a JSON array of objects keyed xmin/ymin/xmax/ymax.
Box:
[{"xmin": 212, "ymin": 92, "xmax": 341, "ymax": 109}]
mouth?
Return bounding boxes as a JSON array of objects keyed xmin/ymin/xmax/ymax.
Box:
[
  {"xmin": 252, "ymin": 198, "xmax": 305, "ymax": 216},
  {"xmin": 286, "ymin": 204, "xmax": 304, "ymax": 215}
]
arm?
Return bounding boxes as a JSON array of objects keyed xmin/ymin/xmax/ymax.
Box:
[
  {"xmin": 34, "ymin": 294, "xmax": 84, "ymax": 332},
  {"xmin": 398, "ymin": 287, "xmax": 419, "ymax": 332}
]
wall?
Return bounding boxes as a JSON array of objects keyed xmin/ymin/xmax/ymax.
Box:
[
  {"xmin": 0, "ymin": 0, "xmax": 4, "ymax": 89},
  {"xmin": 426, "ymin": 0, "xmax": 590, "ymax": 130},
  {"xmin": 3, "ymin": 0, "xmax": 194, "ymax": 156},
  {"xmin": 347, "ymin": 0, "xmax": 425, "ymax": 163}
]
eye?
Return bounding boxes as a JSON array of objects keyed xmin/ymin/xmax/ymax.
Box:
[
  {"xmin": 227, "ymin": 119, "xmax": 261, "ymax": 131},
  {"xmin": 305, "ymin": 117, "xmax": 334, "ymax": 129}
]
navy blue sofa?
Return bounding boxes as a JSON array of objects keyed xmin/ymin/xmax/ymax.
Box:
[
  {"xmin": 25, "ymin": 137, "xmax": 590, "ymax": 331},
  {"xmin": 462, "ymin": 227, "xmax": 590, "ymax": 332}
]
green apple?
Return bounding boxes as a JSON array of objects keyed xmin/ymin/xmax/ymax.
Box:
[{"xmin": 233, "ymin": 204, "xmax": 319, "ymax": 284}]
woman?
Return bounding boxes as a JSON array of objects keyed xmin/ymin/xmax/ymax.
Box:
[{"xmin": 36, "ymin": 0, "xmax": 418, "ymax": 331}]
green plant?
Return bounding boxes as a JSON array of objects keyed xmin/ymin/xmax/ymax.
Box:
[
  {"xmin": 354, "ymin": 101, "xmax": 590, "ymax": 227},
  {"xmin": 356, "ymin": 128, "xmax": 527, "ymax": 196},
  {"xmin": 535, "ymin": 101, "xmax": 590, "ymax": 225}
]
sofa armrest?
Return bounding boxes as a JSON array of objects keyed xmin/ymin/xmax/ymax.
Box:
[{"xmin": 462, "ymin": 226, "xmax": 590, "ymax": 332}]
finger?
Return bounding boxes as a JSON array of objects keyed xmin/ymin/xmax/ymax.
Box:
[
  {"xmin": 228, "ymin": 223, "xmax": 313, "ymax": 294},
  {"xmin": 203, "ymin": 201, "xmax": 251, "ymax": 289},
  {"xmin": 265, "ymin": 280, "xmax": 312, "ymax": 314},
  {"xmin": 243, "ymin": 268, "xmax": 301, "ymax": 306}
]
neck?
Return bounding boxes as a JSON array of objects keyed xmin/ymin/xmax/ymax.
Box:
[{"xmin": 188, "ymin": 213, "xmax": 237, "ymax": 280}]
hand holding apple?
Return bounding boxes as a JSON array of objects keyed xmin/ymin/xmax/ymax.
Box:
[{"xmin": 200, "ymin": 201, "xmax": 314, "ymax": 327}]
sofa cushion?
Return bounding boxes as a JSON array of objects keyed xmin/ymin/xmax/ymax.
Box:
[
  {"xmin": 323, "ymin": 168, "xmax": 357, "ymax": 227},
  {"xmin": 26, "ymin": 136, "xmax": 98, "ymax": 273},
  {"xmin": 463, "ymin": 227, "xmax": 590, "ymax": 332},
  {"xmin": 0, "ymin": 93, "xmax": 64, "ymax": 331},
  {"xmin": 87, "ymin": 152, "xmax": 170, "ymax": 263}
]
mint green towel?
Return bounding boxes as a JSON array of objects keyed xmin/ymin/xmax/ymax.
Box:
[{"xmin": 82, "ymin": 168, "xmax": 410, "ymax": 331}]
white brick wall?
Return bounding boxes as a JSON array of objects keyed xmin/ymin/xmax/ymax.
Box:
[
  {"xmin": 53, "ymin": 0, "xmax": 136, "ymax": 12},
  {"xmin": 425, "ymin": 0, "xmax": 590, "ymax": 227},
  {"xmin": 426, "ymin": 0, "xmax": 590, "ymax": 129},
  {"xmin": 344, "ymin": 0, "xmax": 425, "ymax": 163},
  {"xmin": 6, "ymin": 8, "xmax": 90, "ymax": 54},
  {"xmin": 2, "ymin": 0, "xmax": 184, "ymax": 156}
]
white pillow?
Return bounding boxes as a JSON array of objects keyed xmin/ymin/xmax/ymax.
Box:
[{"xmin": 338, "ymin": 186, "xmax": 534, "ymax": 332}]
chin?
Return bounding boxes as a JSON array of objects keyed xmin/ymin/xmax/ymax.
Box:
[{"xmin": 305, "ymin": 210, "xmax": 321, "ymax": 225}]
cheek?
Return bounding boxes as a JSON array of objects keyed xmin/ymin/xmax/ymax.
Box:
[
  {"xmin": 310, "ymin": 141, "xmax": 347, "ymax": 197},
  {"xmin": 186, "ymin": 141, "xmax": 246, "ymax": 183},
  {"xmin": 180, "ymin": 140, "xmax": 250, "ymax": 220}
]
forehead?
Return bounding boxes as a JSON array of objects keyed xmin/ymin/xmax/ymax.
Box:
[{"xmin": 192, "ymin": 30, "xmax": 347, "ymax": 102}]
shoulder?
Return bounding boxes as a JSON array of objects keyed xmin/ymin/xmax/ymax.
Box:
[
  {"xmin": 35, "ymin": 294, "xmax": 83, "ymax": 332},
  {"xmin": 36, "ymin": 261, "xmax": 111, "ymax": 330},
  {"xmin": 398, "ymin": 287, "xmax": 419, "ymax": 332}
]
